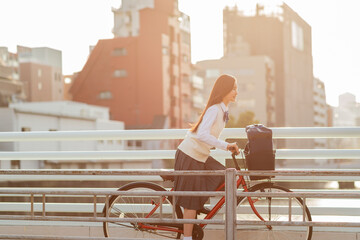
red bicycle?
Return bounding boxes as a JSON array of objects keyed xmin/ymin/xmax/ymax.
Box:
[{"xmin": 102, "ymin": 153, "xmax": 312, "ymax": 239}]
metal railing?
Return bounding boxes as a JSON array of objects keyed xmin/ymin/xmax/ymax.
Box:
[
  {"xmin": 0, "ymin": 127, "xmax": 360, "ymax": 163},
  {"xmin": 0, "ymin": 169, "xmax": 360, "ymax": 240},
  {"xmin": 0, "ymin": 127, "xmax": 360, "ymax": 239},
  {"xmin": 1, "ymin": 169, "xmax": 360, "ymax": 240}
]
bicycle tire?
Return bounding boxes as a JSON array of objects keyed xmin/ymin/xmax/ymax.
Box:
[
  {"xmin": 103, "ymin": 182, "xmax": 183, "ymax": 239},
  {"xmin": 236, "ymin": 182, "xmax": 313, "ymax": 240}
]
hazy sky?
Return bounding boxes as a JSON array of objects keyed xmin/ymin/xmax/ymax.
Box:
[{"xmin": 1, "ymin": 0, "xmax": 359, "ymax": 106}]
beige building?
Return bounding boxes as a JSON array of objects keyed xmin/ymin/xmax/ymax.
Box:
[
  {"xmin": 223, "ymin": 3, "xmax": 315, "ymax": 149},
  {"xmin": 0, "ymin": 47, "xmax": 24, "ymax": 106},
  {"xmin": 18, "ymin": 46, "xmax": 63, "ymax": 102},
  {"xmin": 313, "ymin": 78, "xmax": 327, "ymax": 129},
  {"xmin": 196, "ymin": 54, "xmax": 275, "ymax": 127},
  {"xmin": 313, "ymin": 78, "xmax": 328, "ymax": 149},
  {"xmin": 0, "ymin": 101, "xmax": 126, "ymax": 170}
]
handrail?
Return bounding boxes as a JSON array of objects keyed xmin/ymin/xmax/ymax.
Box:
[
  {"xmin": 1, "ymin": 169, "xmax": 360, "ymax": 176},
  {"xmin": 0, "ymin": 149, "xmax": 360, "ymax": 160},
  {"xmin": 2, "ymin": 169, "xmax": 360, "ymax": 239},
  {"xmin": 0, "ymin": 127, "xmax": 360, "ymax": 142},
  {"xmin": 0, "ymin": 127, "xmax": 360, "ymax": 239}
]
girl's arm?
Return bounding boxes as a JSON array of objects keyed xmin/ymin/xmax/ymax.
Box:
[{"xmin": 196, "ymin": 106, "xmax": 228, "ymax": 150}]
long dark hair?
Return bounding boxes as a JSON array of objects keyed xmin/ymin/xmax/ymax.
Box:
[{"xmin": 190, "ymin": 74, "xmax": 236, "ymax": 133}]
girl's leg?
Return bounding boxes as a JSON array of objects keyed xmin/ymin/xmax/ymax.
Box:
[{"xmin": 183, "ymin": 208, "xmax": 196, "ymax": 237}]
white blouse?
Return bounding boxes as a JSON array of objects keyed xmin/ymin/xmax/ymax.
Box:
[{"xmin": 196, "ymin": 102, "xmax": 228, "ymax": 150}]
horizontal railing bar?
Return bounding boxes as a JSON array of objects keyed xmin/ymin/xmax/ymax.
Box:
[
  {"xmin": 1, "ymin": 187, "xmax": 359, "ymax": 193},
  {"xmin": 0, "ymin": 129, "xmax": 188, "ymax": 142},
  {"xmin": 0, "ymin": 175, "xmax": 163, "ymax": 182},
  {"xmin": 0, "ymin": 215, "xmax": 224, "ymax": 225},
  {"xmin": 1, "ymin": 170, "xmax": 360, "ymax": 182},
  {"xmin": 1, "ymin": 169, "xmax": 360, "ymax": 176},
  {"xmin": 0, "ymin": 189, "xmax": 224, "ymax": 197},
  {"xmin": 235, "ymin": 191, "xmax": 360, "ymax": 198},
  {"xmin": 0, "ymin": 235, "xmax": 136, "ymax": 240},
  {"xmin": 1, "ymin": 175, "xmax": 359, "ymax": 182},
  {"xmin": 0, "ymin": 127, "xmax": 359, "ymax": 142},
  {"xmin": 1, "ymin": 149, "xmax": 360, "ymax": 160},
  {"xmin": 1, "ymin": 189, "xmax": 359, "ymax": 198},
  {"xmin": 0, "ymin": 203, "xmax": 173, "ymax": 213},
  {"xmin": 0, "ymin": 214, "xmax": 359, "ymax": 228},
  {"xmin": 222, "ymin": 127, "xmax": 360, "ymax": 139},
  {"xmin": 1, "ymin": 203, "xmax": 359, "ymax": 216},
  {"xmin": 0, "ymin": 169, "xmax": 224, "ymax": 176},
  {"xmin": 236, "ymin": 220, "xmax": 360, "ymax": 228}
]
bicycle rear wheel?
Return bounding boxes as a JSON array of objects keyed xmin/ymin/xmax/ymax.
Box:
[
  {"xmin": 103, "ymin": 182, "xmax": 182, "ymax": 239},
  {"xmin": 236, "ymin": 182, "xmax": 312, "ymax": 240}
]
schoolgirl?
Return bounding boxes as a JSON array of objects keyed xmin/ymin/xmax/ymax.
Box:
[{"xmin": 174, "ymin": 74, "xmax": 240, "ymax": 240}]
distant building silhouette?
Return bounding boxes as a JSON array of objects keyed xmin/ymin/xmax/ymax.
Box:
[
  {"xmin": 195, "ymin": 41, "xmax": 276, "ymax": 127},
  {"xmin": 0, "ymin": 47, "xmax": 25, "ymax": 106},
  {"xmin": 223, "ymin": 3, "xmax": 315, "ymax": 148},
  {"xmin": 0, "ymin": 101, "xmax": 124, "ymax": 169},
  {"xmin": 71, "ymin": 0, "xmax": 193, "ymax": 129},
  {"xmin": 313, "ymin": 77, "xmax": 328, "ymax": 150},
  {"xmin": 331, "ymin": 93, "xmax": 360, "ymax": 150},
  {"xmin": 17, "ymin": 46, "xmax": 63, "ymax": 102}
]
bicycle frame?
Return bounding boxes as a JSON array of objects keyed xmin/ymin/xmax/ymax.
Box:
[{"xmin": 137, "ymin": 166, "xmax": 270, "ymax": 234}]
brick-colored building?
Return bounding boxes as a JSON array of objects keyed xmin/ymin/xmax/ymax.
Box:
[
  {"xmin": 70, "ymin": 0, "xmax": 192, "ymax": 129},
  {"xmin": 18, "ymin": 46, "xmax": 63, "ymax": 102}
]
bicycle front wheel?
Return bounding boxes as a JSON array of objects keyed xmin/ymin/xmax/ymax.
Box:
[
  {"xmin": 236, "ymin": 183, "xmax": 312, "ymax": 240},
  {"xmin": 103, "ymin": 182, "xmax": 182, "ymax": 239}
]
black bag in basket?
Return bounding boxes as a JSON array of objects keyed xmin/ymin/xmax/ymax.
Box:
[{"xmin": 243, "ymin": 124, "xmax": 275, "ymax": 180}]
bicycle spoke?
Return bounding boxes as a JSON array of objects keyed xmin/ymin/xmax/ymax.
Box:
[
  {"xmin": 236, "ymin": 183, "xmax": 312, "ymax": 240},
  {"xmin": 103, "ymin": 183, "xmax": 181, "ymax": 239}
]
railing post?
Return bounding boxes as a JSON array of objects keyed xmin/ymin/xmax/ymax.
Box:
[{"xmin": 225, "ymin": 168, "xmax": 236, "ymax": 240}]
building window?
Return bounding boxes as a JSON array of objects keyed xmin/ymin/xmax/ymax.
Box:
[
  {"xmin": 291, "ymin": 21, "xmax": 304, "ymax": 51},
  {"xmin": 38, "ymin": 82, "xmax": 42, "ymax": 90},
  {"xmin": 21, "ymin": 127, "xmax": 31, "ymax": 132},
  {"xmin": 171, "ymin": 117, "xmax": 177, "ymax": 128},
  {"xmin": 38, "ymin": 69, "xmax": 42, "ymax": 77},
  {"xmin": 112, "ymin": 48, "xmax": 127, "ymax": 56},
  {"xmin": 182, "ymin": 54, "xmax": 189, "ymax": 63},
  {"xmin": 182, "ymin": 74, "xmax": 190, "ymax": 82},
  {"xmin": 162, "ymin": 46, "xmax": 168, "ymax": 55},
  {"xmin": 113, "ymin": 69, "xmax": 127, "ymax": 78},
  {"xmin": 98, "ymin": 91, "xmax": 113, "ymax": 99},
  {"xmin": 171, "ymin": 96, "xmax": 177, "ymax": 106},
  {"xmin": 64, "ymin": 77, "xmax": 72, "ymax": 84},
  {"xmin": 238, "ymin": 99, "xmax": 256, "ymax": 108},
  {"xmin": 206, "ymin": 69, "xmax": 220, "ymax": 78}
]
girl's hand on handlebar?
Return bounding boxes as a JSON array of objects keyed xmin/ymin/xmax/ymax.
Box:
[{"xmin": 227, "ymin": 142, "xmax": 240, "ymax": 155}]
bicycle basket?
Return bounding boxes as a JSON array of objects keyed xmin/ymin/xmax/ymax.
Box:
[{"xmin": 244, "ymin": 124, "xmax": 275, "ymax": 180}]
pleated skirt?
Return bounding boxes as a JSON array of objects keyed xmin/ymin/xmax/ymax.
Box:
[{"xmin": 174, "ymin": 149, "xmax": 226, "ymax": 210}]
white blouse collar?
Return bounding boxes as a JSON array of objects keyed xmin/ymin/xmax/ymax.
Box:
[{"xmin": 220, "ymin": 102, "xmax": 228, "ymax": 112}]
